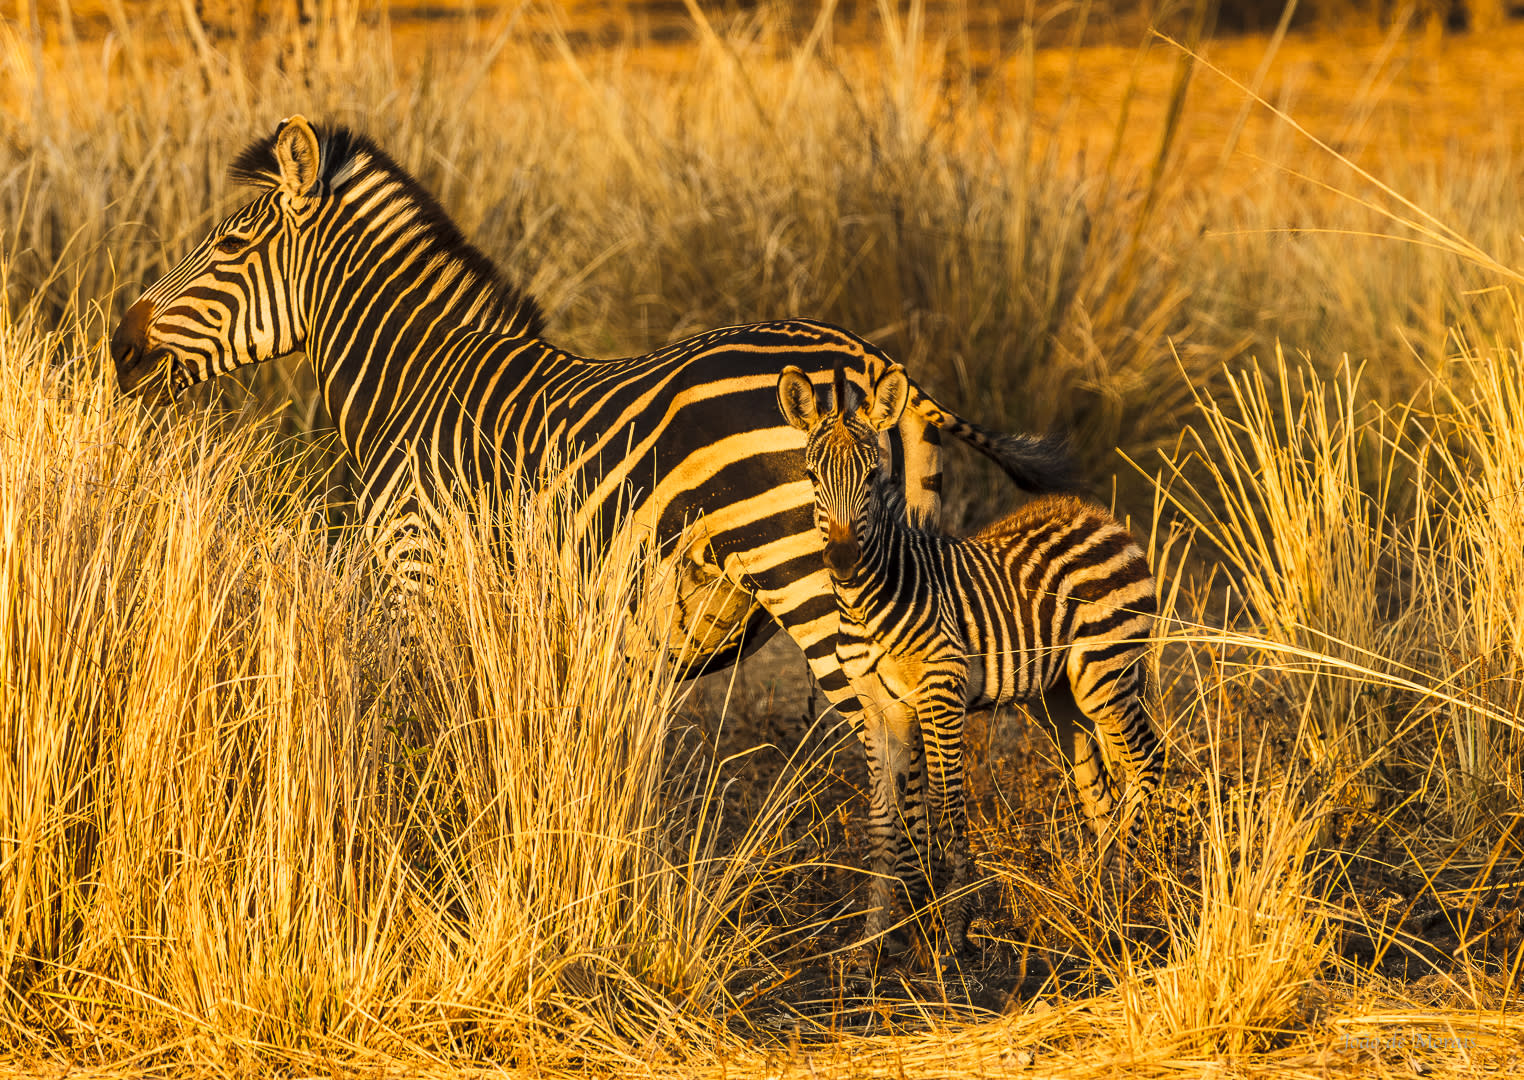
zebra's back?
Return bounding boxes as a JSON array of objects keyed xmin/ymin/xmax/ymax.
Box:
[{"xmin": 384, "ymin": 319, "xmax": 901, "ymax": 556}]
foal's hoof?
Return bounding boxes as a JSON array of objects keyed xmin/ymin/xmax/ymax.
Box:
[
  {"xmin": 932, "ymin": 925, "xmax": 971, "ymax": 971},
  {"xmin": 944, "ymin": 911, "xmax": 969, "ymax": 956},
  {"xmin": 851, "ymin": 919, "xmax": 915, "ymax": 975}
]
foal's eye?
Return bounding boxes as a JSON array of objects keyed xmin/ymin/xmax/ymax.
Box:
[{"xmin": 215, "ymin": 235, "xmax": 247, "ymax": 255}]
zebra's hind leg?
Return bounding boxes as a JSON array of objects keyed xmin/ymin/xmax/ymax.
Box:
[
  {"xmin": 1034, "ymin": 682, "xmax": 1123, "ymax": 869},
  {"xmin": 1066, "ymin": 646, "xmax": 1162, "ymax": 879}
]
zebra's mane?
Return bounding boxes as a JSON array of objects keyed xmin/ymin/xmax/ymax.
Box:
[{"xmin": 230, "ymin": 123, "xmax": 545, "ymax": 339}]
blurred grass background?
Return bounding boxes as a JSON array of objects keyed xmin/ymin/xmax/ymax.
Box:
[
  {"xmin": 3, "ymin": 0, "xmax": 1524, "ymax": 1075},
  {"xmin": 7, "ymin": 0, "xmax": 1524, "ymax": 516}
]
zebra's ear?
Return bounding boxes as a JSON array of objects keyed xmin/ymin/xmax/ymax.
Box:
[
  {"xmin": 865, "ymin": 364, "xmax": 909, "ymax": 431},
  {"xmin": 274, "ymin": 115, "xmax": 322, "ymax": 199},
  {"xmin": 777, "ymin": 367, "xmax": 820, "ymax": 431}
]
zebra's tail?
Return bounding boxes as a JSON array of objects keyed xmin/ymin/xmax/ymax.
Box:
[{"xmin": 910, "ymin": 386, "xmax": 1082, "ymax": 493}]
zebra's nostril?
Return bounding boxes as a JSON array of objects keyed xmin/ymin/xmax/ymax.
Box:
[{"xmin": 110, "ymin": 298, "xmax": 155, "ymax": 377}]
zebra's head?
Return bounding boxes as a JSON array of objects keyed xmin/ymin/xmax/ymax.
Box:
[
  {"xmin": 777, "ymin": 362, "xmax": 909, "ymax": 582},
  {"xmin": 110, "ymin": 115, "xmax": 328, "ymax": 404}
]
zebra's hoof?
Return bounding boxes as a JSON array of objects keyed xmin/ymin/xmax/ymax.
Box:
[{"xmin": 943, "ymin": 906, "xmax": 970, "ymax": 955}]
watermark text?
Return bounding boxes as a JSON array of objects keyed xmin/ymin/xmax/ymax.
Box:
[{"xmin": 1341, "ymin": 1030, "xmax": 1477, "ymax": 1052}]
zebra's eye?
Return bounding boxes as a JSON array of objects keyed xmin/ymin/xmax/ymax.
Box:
[
  {"xmin": 215, "ymin": 235, "xmax": 247, "ymax": 255},
  {"xmin": 803, "ymin": 467, "xmax": 818, "ymax": 483}
]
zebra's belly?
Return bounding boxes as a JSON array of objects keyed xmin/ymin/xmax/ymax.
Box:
[
  {"xmin": 964, "ymin": 628, "xmax": 1065, "ymax": 706},
  {"xmin": 646, "ymin": 536, "xmax": 770, "ymax": 671}
]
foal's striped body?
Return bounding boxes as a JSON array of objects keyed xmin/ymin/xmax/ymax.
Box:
[{"xmin": 779, "ymin": 363, "xmax": 1161, "ymax": 948}]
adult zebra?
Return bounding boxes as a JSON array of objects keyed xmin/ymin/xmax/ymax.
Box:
[{"xmin": 109, "ymin": 115, "xmax": 1072, "ymax": 762}]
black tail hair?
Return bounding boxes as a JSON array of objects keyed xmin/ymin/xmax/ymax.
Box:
[{"xmin": 977, "ymin": 428, "xmax": 1082, "ymax": 493}]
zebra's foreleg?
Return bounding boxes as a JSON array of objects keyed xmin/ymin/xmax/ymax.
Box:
[
  {"xmin": 914, "ymin": 673, "xmax": 972, "ymax": 952},
  {"xmin": 817, "ymin": 648, "xmax": 926, "ymax": 943},
  {"xmin": 858, "ymin": 693, "xmax": 927, "ymax": 941},
  {"xmin": 746, "ymin": 580, "xmax": 927, "ymax": 948}
]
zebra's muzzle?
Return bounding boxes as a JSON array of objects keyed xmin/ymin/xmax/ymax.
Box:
[
  {"xmin": 115, "ymin": 349, "xmax": 179, "ymax": 405},
  {"xmin": 823, "ymin": 522, "xmax": 860, "ymax": 582},
  {"xmin": 110, "ymin": 298, "xmax": 176, "ymax": 404}
]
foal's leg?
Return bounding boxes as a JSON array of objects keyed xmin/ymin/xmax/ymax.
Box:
[
  {"xmin": 1067, "ymin": 644, "xmax": 1161, "ymax": 875},
  {"xmin": 912, "ymin": 661, "xmax": 972, "ymax": 951},
  {"xmin": 1033, "ymin": 681, "xmax": 1122, "ymax": 859},
  {"xmin": 852, "ymin": 685, "xmax": 927, "ymax": 942}
]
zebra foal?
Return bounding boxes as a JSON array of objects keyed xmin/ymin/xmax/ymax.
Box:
[{"xmin": 777, "ymin": 363, "xmax": 1162, "ymax": 950}]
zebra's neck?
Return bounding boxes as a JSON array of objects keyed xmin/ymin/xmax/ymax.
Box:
[{"xmin": 301, "ymin": 168, "xmax": 547, "ymax": 451}]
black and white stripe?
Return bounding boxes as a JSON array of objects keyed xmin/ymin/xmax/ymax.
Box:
[
  {"xmin": 779, "ymin": 363, "xmax": 1161, "ymax": 950},
  {"xmin": 107, "ymin": 115, "xmax": 1075, "ymax": 761}
]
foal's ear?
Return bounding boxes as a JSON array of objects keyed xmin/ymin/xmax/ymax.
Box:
[
  {"xmin": 777, "ymin": 366, "xmax": 820, "ymax": 431},
  {"xmin": 865, "ymin": 365, "xmax": 909, "ymax": 431},
  {"xmin": 274, "ymin": 115, "xmax": 322, "ymax": 199}
]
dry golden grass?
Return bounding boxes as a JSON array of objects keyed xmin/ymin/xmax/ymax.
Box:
[{"xmin": 3, "ymin": 1, "xmax": 1524, "ymax": 1076}]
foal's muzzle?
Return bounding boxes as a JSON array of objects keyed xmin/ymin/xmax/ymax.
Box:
[{"xmin": 823, "ymin": 521, "xmax": 859, "ymax": 582}]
